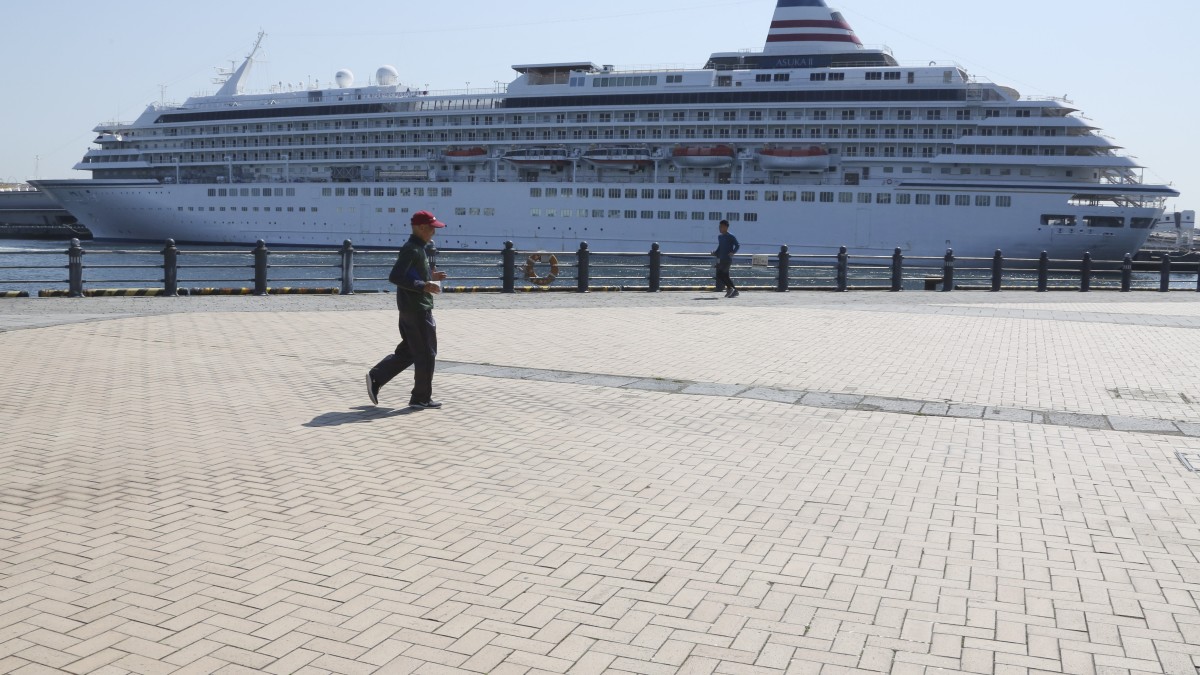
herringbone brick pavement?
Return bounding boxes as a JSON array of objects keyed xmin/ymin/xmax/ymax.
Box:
[{"xmin": 1, "ymin": 293, "xmax": 1199, "ymax": 674}]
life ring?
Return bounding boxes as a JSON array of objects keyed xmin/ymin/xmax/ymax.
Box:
[
  {"xmin": 885, "ymin": 179, "xmax": 893, "ymax": 185},
  {"xmin": 524, "ymin": 253, "xmax": 559, "ymax": 286}
]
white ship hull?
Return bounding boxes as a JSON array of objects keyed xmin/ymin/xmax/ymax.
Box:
[{"xmin": 34, "ymin": 178, "xmax": 1162, "ymax": 260}]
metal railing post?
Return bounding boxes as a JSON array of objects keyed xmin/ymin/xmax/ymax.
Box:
[
  {"xmin": 1037, "ymin": 252, "xmax": 1049, "ymax": 292},
  {"xmin": 1160, "ymin": 255, "xmax": 1171, "ymax": 292},
  {"xmin": 777, "ymin": 245, "xmax": 790, "ymax": 292},
  {"xmin": 836, "ymin": 246, "xmax": 848, "ymax": 292},
  {"xmin": 162, "ymin": 239, "xmax": 179, "ymax": 297},
  {"xmin": 942, "ymin": 249, "xmax": 955, "ymax": 292},
  {"xmin": 576, "ymin": 242, "xmax": 590, "ymax": 293},
  {"xmin": 67, "ymin": 238, "xmax": 84, "ymax": 297},
  {"xmin": 339, "ymin": 239, "xmax": 355, "ymax": 295},
  {"xmin": 253, "ymin": 239, "xmax": 269, "ymax": 296},
  {"xmin": 890, "ymin": 247, "xmax": 903, "ymax": 292},
  {"xmin": 502, "ymin": 241, "xmax": 515, "ymax": 293},
  {"xmin": 1121, "ymin": 254, "xmax": 1133, "ymax": 292},
  {"xmin": 648, "ymin": 243, "xmax": 661, "ymax": 292},
  {"xmin": 991, "ymin": 250, "xmax": 1003, "ymax": 292},
  {"xmin": 1080, "ymin": 252, "xmax": 1092, "ymax": 293}
]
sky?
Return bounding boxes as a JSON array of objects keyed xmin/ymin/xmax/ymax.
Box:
[{"xmin": 0, "ymin": 0, "xmax": 1193, "ymax": 211}]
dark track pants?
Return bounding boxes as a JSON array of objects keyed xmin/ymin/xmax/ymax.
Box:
[{"xmin": 371, "ymin": 309, "xmax": 437, "ymax": 404}]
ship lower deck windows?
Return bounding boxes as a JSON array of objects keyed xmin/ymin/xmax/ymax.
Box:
[{"xmin": 1084, "ymin": 216, "xmax": 1124, "ymax": 228}]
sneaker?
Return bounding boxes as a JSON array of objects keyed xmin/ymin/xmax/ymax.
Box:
[
  {"xmin": 724, "ymin": 288, "xmax": 732, "ymax": 297},
  {"xmin": 366, "ymin": 372, "xmax": 380, "ymax": 405},
  {"xmin": 730, "ymin": 289, "xmax": 740, "ymax": 298},
  {"xmin": 410, "ymin": 400, "xmax": 443, "ymax": 409}
]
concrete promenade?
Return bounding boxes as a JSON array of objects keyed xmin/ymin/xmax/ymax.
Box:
[{"xmin": 1, "ymin": 290, "xmax": 1199, "ymax": 674}]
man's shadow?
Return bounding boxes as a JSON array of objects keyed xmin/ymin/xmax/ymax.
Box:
[{"xmin": 304, "ymin": 406, "xmax": 424, "ymax": 428}]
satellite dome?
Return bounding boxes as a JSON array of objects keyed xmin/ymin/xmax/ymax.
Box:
[
  {"xmin": 334, "ymin": 69, "xmax": 354, "ymax": 88},
  {"xmin": 376, "ymin": 65, "xmax": 400, "ymax": 86}
]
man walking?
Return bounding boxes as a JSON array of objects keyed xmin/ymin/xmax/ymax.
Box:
[
  {"xmin": 713, "ymin": 219, "xmax": 740, "ymax": 298},
  {"xmin": 366, "ymin": 210, "xmax": 448, "ymax": 408}
]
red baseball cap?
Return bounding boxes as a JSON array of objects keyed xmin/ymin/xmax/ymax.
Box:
[{"xmin": 411, "ymin": 210, "xmax": 446, "ymax": 228}]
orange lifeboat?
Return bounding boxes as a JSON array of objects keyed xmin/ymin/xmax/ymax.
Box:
[
  {"xmin": 670, "ymin": 144, "xmax": 735, "ymax": 168},
  {"xmin": 444, "ymin": 147, "xmax": 488, "ymax": 165},
  {"xmin": 757, "ymin": 146, "xmax": 830, "ymax": 172}
]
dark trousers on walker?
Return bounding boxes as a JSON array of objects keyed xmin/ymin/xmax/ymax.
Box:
[
  {"xmin": 371, "ymin": 309, "xmax": 437, "ymax": 404},
  {"xmin": 716, "ymin": 262, "xmax": 736, "ymax": 291}
]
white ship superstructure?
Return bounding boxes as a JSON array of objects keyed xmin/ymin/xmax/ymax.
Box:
[{"xmin": 34, "ymin": 2, "xmax": 1178, "ymax": 259}]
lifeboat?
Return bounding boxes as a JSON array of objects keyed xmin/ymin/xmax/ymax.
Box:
[
  {"xmin": 757, "ymin": 146, "xmax": 830, "ymax": 172},
  {"xmin": 582, "ymin": 146, "xmax": 653, "ymax": 171},
  {"xmin": 444, "ymin": 147, "xmax": 488, "ymax": 165},
  {"xmin": 502, "ymin": 146, "xmax": 569, "ymax": 170},
  {"xmin": 671, "ymin": 144, "xmax": 735, "ymax": 169}
]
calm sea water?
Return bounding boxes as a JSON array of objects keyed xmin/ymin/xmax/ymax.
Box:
[{"xmin": 0, "ymin": 238, "xmax": 1191, "ymax": 295}]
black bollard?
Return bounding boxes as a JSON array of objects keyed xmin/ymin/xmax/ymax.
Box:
[
  {"xmin": 1121, "ymin": 253, "xmax": 1132, "ymax": 292},
  {"xmin": 942, "ymin": 249, "xmax": 955, "ymax": 292},
  {"xmin": 1037, "ymin": 252, "xmax": 1049, "ymax": 292},
  {"xmin": 576, "ymin": 242, "xmax": 590, "ymax": 293},
  {"xmin": 162, "ymin": 239, "xmax": 179, "ymax": 297},
  {"xmin": 1080, "ymin": 252, "xmax": 1092, "ymax": 293},
  {"xmin": 502, "ymin": 241, "xmax": 515, "ymax": 293},
  {"xmin": 890, "ymin": 247, "xmax": 903, "ymax": 292},
  {"xmin": 991, "ymin": 250, "xmax": 1003, "ymax": 292},
  {"xmin": 777, "ymin": 245, "xmax": 790, "ymax": 292},
  {"xmin": 836, "ymin": 246, "xmax": 848, "ymax": 292},
  {"xmin": 253, "ymin": 239, "xmax": 269, "ymax": 296},
  {"xmin": 1160, "ymin": 255, "xmax": 1171, "ymax": 293},
  {"xmin": 67, "ymin": 238, "xmax": 84, "ymax": 298},
  {"xmin": 648, "ymin": 243, "xmax": 661, "ymax": 293},
  {"xmin": 339, "ymin": 239, "xmax": 355, "ymax": 295}
]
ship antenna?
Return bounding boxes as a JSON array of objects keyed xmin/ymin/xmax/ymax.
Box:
[{"xmin": 215, "ymin": 30, "xmax": 266, "ymax": 98}]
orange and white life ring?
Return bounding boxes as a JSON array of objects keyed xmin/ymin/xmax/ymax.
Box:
[{"xmin": 524, "ymin": 253, "xmax": 559, "ymax": 286}]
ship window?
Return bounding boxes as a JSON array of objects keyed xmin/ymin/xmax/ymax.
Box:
[
  {"xmin": 709, "ymin": 212, "xmax": 723, "ymax": 220},
  {"xmin": 915, "ymin": 194, "xmax": 931, "ymax": 205},
  {"xmin": 561, "ymin": 188, "xmax": 573, "ymax": 197},
  {"xmin": 531, "ymin": 209, "xmax": 541, "ymax": 217},
  {"xmin": 1042, "ymin": 215, "xmax": 1075, "ymax": 227},
  {"xmin": 996, "ymin": 196, "xmax": 1012, "ymax": 207},
  {"xmin": 976, "ymin": 196, "xmax": 991, "ymax": 207},
  {"xmin": 710, "ymin": 190, "xmax": 723, "ymax": 200},
  {"xmin": 593, "ymin": 188, "xmax": 604, "ymax": 197},
  {"xmin": 592, "ymin": 209, "xmax": 604, "ymax": 217},
  {"xmin": 641, "ymin": 189, "xmax": 654, "ymax": 199},
  {"xmin": 936, "ymin": 195, "xmax": 951, "ymax": 206},
  {"xmin": 745, "ymin": 213, "xmax": 759, "ymax": 222},
  {"xmin": 897, "ymin": 194, "xmax": 912, "ymax": 205},
  {"xmin": 784, "ymin": 191, "xmax": 797, "ymax": 202},
  {"xmin": 530, "ymin": 188, "xmax": 542, "ymax": 197},
  {"xmin": 639, "ymin": 210, "xmax": 652, "ymax": 218},
  {"xmin": 955, "ymin": 195, "xmax": 971, "ymax": 206},
  {"xmin": 1084, "ymin": 216, "xmax": 1124, "ymax": 228},
  {"xmin": 692, "ymin": 212, "xmax": 705, "ymax": 220},
  {"xmin": 675, "ymin": 211, "xmax": 687, "ymax": 220},
  {"xmin": 546, "ymin": 188, "xmax": 558, "ymax": 197},
  {"xmin": 839, "ymin": 193, "xmax": 853, "ymax": 203},
  {"xmin": 810, "ymin": 73, "xmax": 827, "ymax": 82},
  {"xmin": 692, "ymin": 190, "xmax": 705, "ymax": 200},
  {"xmin": 609, "ymin": 189, "xmax": 621, "ymax": 198},
  {"xmin": 820, "ymin": 192, "xmax": 834, "ymax": 203},
  {"xmin": 728, "ymin": 190, "xmax": 741, "ymax": 201},
  {"xmin": 829, "ymin": 73, "xmax": 845, "ymax": 81},
  {"xmin": 657, "ymin": 211, "xmax": 670, "ymax": 219},
  {"xmin": 876, "ymin": 194, "xmax": 891, "ymax": 204},
  {"xmin": 800, "ymin": 192, "xmax": 815, "ymax": 203},
  {"xmin": 725, "ymin": 213, "xmax": 740, "ymax": 222},
  {"xmin": 1131, "ymin": 218, "xmax": 1154, "ymax": 229},
  {"xmin": 625, "ymin": 189, "xmax": 638, "ymax": 199},
  {"xmin": 676, "ymin": 189, "xmax": 688, "ymax": 200},
  {"xmin": 858, "ymin": 193, "xmax": 872, "ymax": 204},
  {"xmin": 659, "ymin": 189, "xmax": 671, "ymax": 199},
  {"xmin": 626, "ymin": 210, "xmax": 638, "ymax": 218},
  {"xmin": 443, "ymin": 188, "xmax": 452, "ymax": 197}
]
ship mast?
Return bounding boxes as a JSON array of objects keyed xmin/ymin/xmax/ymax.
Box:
[{"xmin": 214, "ymin": 31, "xmax": 266, "ymax": 98}]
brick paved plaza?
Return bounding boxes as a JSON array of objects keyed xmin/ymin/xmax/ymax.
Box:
[{"xmin": 2, "ymin": 291, "xmax": 1199, "ymax": 674}]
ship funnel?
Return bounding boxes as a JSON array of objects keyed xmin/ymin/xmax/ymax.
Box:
[{"xmin": 763, "ymin": 0, "xmax": 864, "ymax": 55}]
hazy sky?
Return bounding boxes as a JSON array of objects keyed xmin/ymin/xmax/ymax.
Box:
[{"xmin": 1, "ymin": 0, "xmax": 1193, "ymax": 211}]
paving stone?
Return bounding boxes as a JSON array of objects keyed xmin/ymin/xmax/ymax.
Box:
[
  {"xmin": 3, "ymin": 291, "xmax": 1200, "ymax": 675},
  {"xmin": 1106, "ymin": 416, "xmax": 1180, "ymax": 433}
]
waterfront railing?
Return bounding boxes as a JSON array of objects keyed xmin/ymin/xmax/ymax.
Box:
[{"xmin": 0, "ymin": 238, "xmax": 1196, "ymax": 297}]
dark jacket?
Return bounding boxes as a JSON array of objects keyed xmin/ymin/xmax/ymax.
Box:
[
  {"xmin": 713, "ymin": 232, "xmax": 740, "ymax": 265},
  {"xmin": 388, "ymin": 234, "xmax": 435, "ymax": 312}
]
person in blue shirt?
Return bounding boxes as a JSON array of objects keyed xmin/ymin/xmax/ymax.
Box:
[
  {"xmin": 366, "ymin": 210, "xmax": 449, "ymax": 409},
  {"xmin": 712, "ymin": 219, "xmax": 740, "ymax": 298}
]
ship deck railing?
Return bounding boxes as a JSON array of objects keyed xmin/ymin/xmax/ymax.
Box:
[{"xmin": 0, "ymin": 239, "xmax": 1196, "ymax": 297}]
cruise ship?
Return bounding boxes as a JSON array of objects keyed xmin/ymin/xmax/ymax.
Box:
[{"xmin": 33, "ymin": 0, "xmax": 1179, "ymax": 259}]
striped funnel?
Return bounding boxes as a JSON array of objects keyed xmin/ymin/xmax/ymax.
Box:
[{"xmin": 764, "ymin": 0, "xmax": 865, "ymax": 54}]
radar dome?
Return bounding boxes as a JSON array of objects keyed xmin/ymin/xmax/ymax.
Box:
[
  {"xmin": 334, "ymin": 69, "xmax": 354, "ymax": 88},
  {"xmin": 376, "ymin": 65, "xmax": 400, "ymax": 86}
]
